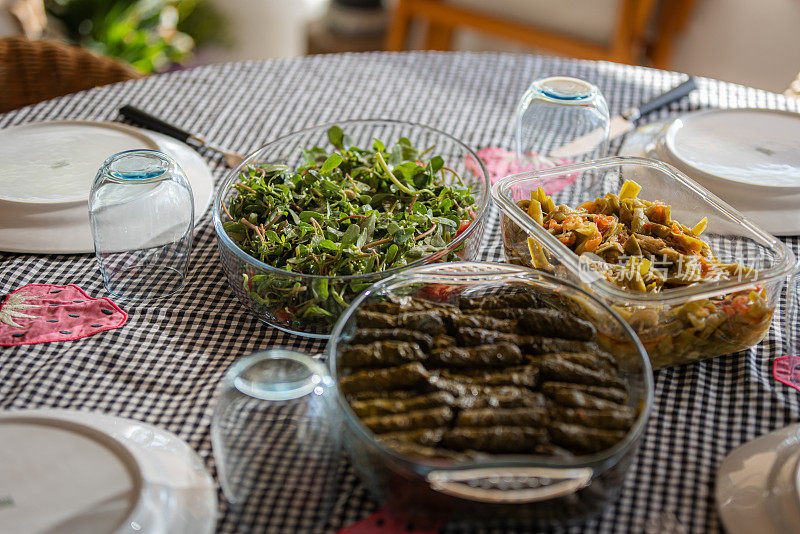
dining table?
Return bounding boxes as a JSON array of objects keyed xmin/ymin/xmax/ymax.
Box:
[{"xmin": 2, "ymin": 51, "xmax": 800, "ymax": 534}]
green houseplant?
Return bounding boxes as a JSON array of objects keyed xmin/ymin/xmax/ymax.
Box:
[{"xmin": 45, "ymin": 0, "xmax": 227, "ymax": 73}]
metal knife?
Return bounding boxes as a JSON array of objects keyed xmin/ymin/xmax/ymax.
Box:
[
  {"xmin": 119, "ymin": 105, "xmax": 245, "ymax": 167},
  {"xmin": 550, "ymin": 76, "xmax": 698, "ymax": 159}
]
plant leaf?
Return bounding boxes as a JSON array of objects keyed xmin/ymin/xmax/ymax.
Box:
[
  {"xmin": 321, "ymin": 153, "xmax": 343, "ymax": 174},
  {"xmin": 341, "ymin": 223, "xmax": 361, "ymax": 248},
  {"xmin": 327, "ymin": 125, "xmax": 344, "ymax": 150}
]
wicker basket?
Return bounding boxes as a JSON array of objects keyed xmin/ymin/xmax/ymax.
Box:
[{"xmin": 0, "ymin": 37, "xmax": 143, "ymax": 113}]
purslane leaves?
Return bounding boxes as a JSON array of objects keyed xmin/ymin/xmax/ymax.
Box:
[{"xmin": 223, "ymin": 126, "xmax": 477, "ymax": 326}]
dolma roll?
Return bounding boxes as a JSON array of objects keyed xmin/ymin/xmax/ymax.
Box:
[
  {"xmin": 520, "ymin": 337, "xmax": 598, "ymax": 355},
  {"xmin": 357, "ymin": 309, "xmax": 447, "ymax": 335},
  {"xmin": 451, "ymin": 386, "xmax": 549, "ymax": 410},
  {"xmin": 441, "ymin": 364, "xmax": 540, "ymax": 388},
  {"xmin": 551, "ymin": 406, "xmax": 636, "ymax": 430},
  {"xmin": 340, "ymin": 362, "xmax": 432, "ymax": 394},
  {"xmin": 396, "ymin": 311, "xmax": 447, "ymax": 335},
  {"xmin": 448, "ymin": 314, "xmax": 518, "ymax": 333},
  {"xmin": 356, "ymin": 310, "xmax": 397, "ymax": 329},
  {"xmin": 346, "ymin": 389, "xmax": 420, "ymax": 402},
  {"xmin": 537, "ymin": 354, "xmax": 626, "ymax": 389},
  {"xmin": 442, "ymin": 426, "xmax": 549, "ymax": 453},
  {"xmin": 339, "ymin": 340, "xmax": 426, "ymax": 369},
  {"xmin": 541, "ymin": 381, "xmax": 628, "ymax": 404},
  {"xmin": 456, "ymin": 407, "xmax": 550, "ymax": 427},
  {"xmin": 429, "ymin": 342, "xmax": 526, "ymax": 368},
  {"xmin": 432, "ymin": 334, "xmax": 457, "ymax": 349},
  {"xmin": 350, "ymin": 328, "xmax": 434, "ymax": 350},
  {"xmin": 548, "ymin": 422, "xmax": 627, "ymax": 454},
  {"xmin": 453, "ymin": 328, "xmax": 597, "ymax": 354},
  {"xmin": 517, "ymin": 309, "xmax": 596, "ymax": 341},
  {"xmin": 473, "ymin": 387, "xmax": 550, "ymax": 409},
  {"xmin": 349, "ymin": 391, "xmax": 455, "ymax": 417},
  {"xmin": 458, "ymin": 292, "xmax": 539, "ymax": 311},
  {"xmin": 489, "ymin": 308, "xmax": 532, "ymax": 320},
  {"xmin": 361, "ymin": 406, "xmax": 454, "ymax": 434},
  {"xmin": 551, "ymin": 351, "xmax": 618, "ymax": 373},
  {"xmin": 454, "ymin": 327, "xmax": 518, "ymax": 346},
  {"xmin": 548, "ymin": 389, "xmax": 623, "ymax": 411}
]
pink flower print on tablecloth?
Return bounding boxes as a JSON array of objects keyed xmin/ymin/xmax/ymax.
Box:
[
  {"xmin": 465, "ymin": 147, "xmax": 577, "ymax": 196},
  {"xmin": 773, "ymin": 355, "xmax": 800, "ymax": 392},
  {"xmin": 0, "ymin": 284, "xmax": 127, "ymax": 346}
]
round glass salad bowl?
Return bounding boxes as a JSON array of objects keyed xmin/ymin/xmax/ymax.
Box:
[
  {"xmin": 212, "ymin": 119, "xmax": 491, "ymax": 338},
  {"xmin": 326, "ymin": 262, "xmax": 654, "ymax": 529}
]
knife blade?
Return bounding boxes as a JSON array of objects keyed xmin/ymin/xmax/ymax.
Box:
[{"xmin": 549, "ymin": 77, "xmax": 698, "ymax": 159}]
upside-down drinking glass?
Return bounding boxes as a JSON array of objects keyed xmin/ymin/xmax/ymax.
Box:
[
  {"xmin": 211, "ymin": 349, "xmax": 342, "ymax": 532},
  {"xmin": 89, "ymin": 150, "xmax": 194, "ymax": 301},
  {"xmin": 516, "ymin": 76, "xmax": 610, "ymax": 165}
]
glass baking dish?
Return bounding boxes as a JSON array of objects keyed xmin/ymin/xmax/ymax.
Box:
[
  {"xmin": 326, "ymin": 262, "xmax": 653, "ymax": 528},
  {"xmin": 212, "ymin": 119, "xmax": 491, "ymax": 339},
  {"xmin": 492, "ymin": 156, "xmax": 795, "ymax": 369}
]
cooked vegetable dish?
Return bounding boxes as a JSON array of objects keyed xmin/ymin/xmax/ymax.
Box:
[
  {"xmin": 502, "ymin": 180, "xmax": 774, "ymax": 368},
  {"xmin": 338, "ymin": 293, "xmax": 637, "ymax": 460},
  {"xmin": 222, "ymin": 126, "xmax": 476, "ymax": 328}
]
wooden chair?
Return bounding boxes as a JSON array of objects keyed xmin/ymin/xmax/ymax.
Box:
[
  {"xmin": 0, "ymin": 36, "xmax": 142, "ymax": 114},
  {"xmin": 647, "ymin": 0, "xmax": 697, "ymax": 68},
  {"xmin": 386, "ymin": 0, "xmax": 695, "ymax": 68}
]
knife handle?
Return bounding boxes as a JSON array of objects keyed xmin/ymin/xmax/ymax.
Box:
[
  {"xmin": 119, "ymin": 105, "xmax": 193, "ymax": 144},
  {"xmin": 636, "ymin": 77, "xmax": 698, "ymax": 118}
]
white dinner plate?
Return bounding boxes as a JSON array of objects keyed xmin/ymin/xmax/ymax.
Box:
[
  {"xmin": 0, "ymin": 409, "xmax": 217, "ymax": 534},
  {"xmin": 619, "ymin": 109, "xmax": 800, "ymax": 235},
  {"xmin": 664, "ymin": 108, "xmax": 800, "ymax": 190},
  {"xmin": 715, "ymin": 423, "xmax": 800, "ymax": 534},
  {"xmin": 0, "ymin": 121, "xmax": 215, "ymax": 254}
]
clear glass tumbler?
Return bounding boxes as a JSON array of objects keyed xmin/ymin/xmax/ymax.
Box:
[
  {"xmin": 211, "ymin": 349, "xmax": 341, "ymax": 533},
  {"xmin": 89, "ymin": 150, "xmax": 194, "ymax": 301},
  {"xmin": 516, "ymin": 76, "xmax": 610, "ymax": 164}
]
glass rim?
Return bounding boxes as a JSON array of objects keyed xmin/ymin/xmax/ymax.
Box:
[
  {"xmin": 225, "ymin": 349, "xmax": 329, "ymax": 402},
  {"xmin": 99, "ymin": 149, "xmax": 180, "ymax": 184},
  {"xmin": 211, "ymin": 118, "xmax": 492, "ymax": 282},
  {"xmin": 524, "ymin": 76, "xmax": 603, "ymax": 106}
]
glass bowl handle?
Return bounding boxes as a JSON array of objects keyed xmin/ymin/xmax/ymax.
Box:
[{"xmin": 426, "ymin": 466, "xmax": 593, "ymax": 504}]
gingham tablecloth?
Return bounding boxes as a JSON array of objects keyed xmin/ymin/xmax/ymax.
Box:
[{"xmin": 2, "ymin": 52, "xmax": 800, "ymax": 534}]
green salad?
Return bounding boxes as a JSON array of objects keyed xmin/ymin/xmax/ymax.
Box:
[{"xmin": 222, "ymin": 126, "xmax": 476, "ymax": 330}]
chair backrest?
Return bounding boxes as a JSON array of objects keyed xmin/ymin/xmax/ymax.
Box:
[
  {"xmin": 0, "ymin": 36, "xmax": 143, "ymax": 113},
  {"xmin": 385, "ymin": 0, "xmax": 695, "ymax": 68}
]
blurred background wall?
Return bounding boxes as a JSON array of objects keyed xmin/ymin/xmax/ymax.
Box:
[{"xmin": 2, "ymin": 0, "xmax": 799, "ymax": 93}]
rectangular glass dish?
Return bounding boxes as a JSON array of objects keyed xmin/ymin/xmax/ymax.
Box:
[{"xmin": 492, "ymin": 156, "xmax": 795, "ymax": 369}]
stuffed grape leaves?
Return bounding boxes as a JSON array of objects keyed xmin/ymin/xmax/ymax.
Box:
[
  {"xmin": 338, "ymin": 292, "xmax": 637, "ymax": 460},
  {"xmin": 340, "ymin": 340, "xmax": 426, "ymax": 369},
  {"xmin": 350, "ymin": 391, "xmax": 456, "ymax": 417},
  {"xmin": 429, "ymin": 343, "xmax": 526, "ymax": 368},
  {"xmin": 340, "ymin": 362, "xmax": 431, "ymax": 394},
  {"xmin": 362, "ymin": 406, "xmax": 454, "ymax": 434}
]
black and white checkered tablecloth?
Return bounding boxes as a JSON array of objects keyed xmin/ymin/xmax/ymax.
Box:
[{"xmin": 2, "ymin": 52, "xmax": 800, "ymax": 534}]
